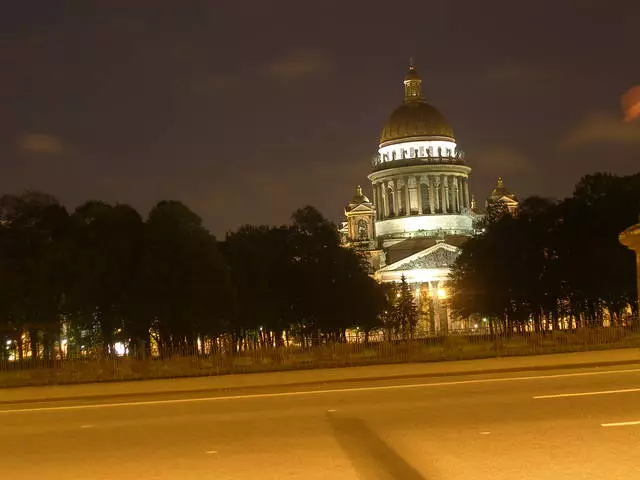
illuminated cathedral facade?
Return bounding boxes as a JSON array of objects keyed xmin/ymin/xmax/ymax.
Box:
[{"xmin": 340, "ymin": 63, "xmax": 518, "ymax": 333}]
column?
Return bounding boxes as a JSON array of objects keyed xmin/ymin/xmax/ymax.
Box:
[
  {"xmin": 454, "ymin": 177, "xmax": 460, "ymax": 213},
  {"xmin": 428, "ymin": 175, "xmax": 435, "ymax": 214},
  {"xmin": 382, "ymin": 181, "xmax": 388, "ymax": 218},
  {"xmin": 433, "ymin": 177, "xmax": 438, "ymax": 213},
  {"xmin": 464, "ymin": 178, "xmax": 470, "ymax": 209},
  {"xmin": 442, "ymin": 175, "xmax": 449, "ymax": 213},
  {"xmin": 416, "ymin": 175, "xmax": 423, "ymax": 214},
  {"xmin": 393, "ymin": 179, "xmax": 399, "ymax": 216},
  {"xmin": 450, "ymin": 177, "xmax": 456, "ymax": 213},
  {"xmin": 404, "ymin": 176, "xmax": 411, "ymax": 216},
  {"xmin": 451, "ymin": 177, "xmax": 457, "ymax": 213},
  {"xmin": 371, "ymin": 183, "xmax": 376, "ymax": 220},
  {"xmin": 373, "ymin": 183, "xmax": 379, "ymax": 220}
]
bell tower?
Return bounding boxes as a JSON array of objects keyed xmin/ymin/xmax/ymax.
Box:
[
  {"xmin": 344, "ymin": 186, "xmax": 376, "ymax": 245},
  {"xmin": 340, "ymin": 185, "xmax": 384, "ymax": 274}
]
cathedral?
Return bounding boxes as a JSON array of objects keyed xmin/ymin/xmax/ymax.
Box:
[{"xmin": 340, "ymin": 63, "xmax": 517, "ymax": 333}]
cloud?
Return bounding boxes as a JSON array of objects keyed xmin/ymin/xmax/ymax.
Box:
[
  {"xmin": 17, "ymin": 133, "xmax": 65, "ymax": 155},
  {"xmin": 622, "ymin": 86, "xmax": 640, "ymax": 122},
  {"xmin": 264, "ymin": 49, "xmax": 332, "ymax": 81},
  {"xmin": 179, "ymin": 158, "xmax": 366, "ymax": 235},
  {"xmin": 483, "ymin": 64, "xmax": 556, "ymax": 84},
  {"xmin": 562, "ymin": 113, "xmax": 640, "ymax": 148},
  {"xmin": 473, "ymin": 147, "xmax": 535, "ymax": 174}
]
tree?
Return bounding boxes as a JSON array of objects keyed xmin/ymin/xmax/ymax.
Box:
[
  {"xmin": 285, "ymin": 205, "xmax": 387, "ymax": 344},
  {"xmin": 0, "ymin": 192, "xmax": 70, "ymax": 359},
  {"xmin": 395, "ymin": 276, "xmax": 419, "ymax": 338},
  {"xmin": 381, "ymin": 277, "xmax": 418, "ymax": 339},
  {"xmin": 451, "ymin": 173, "xmax": 640, "ymax": 331},
  {"xmin": 66, "ymin": 201, "xmax": 144, "ymax": 355},
  {"xmin": 477, "ymin": 199, "xmax": 510, "ymax": 229},
  {"xmin": 134, "ymin": 201, "xmax": 234, "ymax": 356},
  {"xmin": 221, "ymin": 224, "xmax": 294, "ymax": 349}
]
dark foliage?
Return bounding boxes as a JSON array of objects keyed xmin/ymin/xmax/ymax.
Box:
[
  {"xmin": 450, "ymin": 173, "xmax": 640, "ymax": 332},
  {"xmin": 0, "ymin": 197, "xmax": 386, "ymax": 358}
]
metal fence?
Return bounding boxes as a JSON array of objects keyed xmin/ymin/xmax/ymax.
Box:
[{"xmin": 2, "ymin": 323, "xmax": 640, "ymax": 388}]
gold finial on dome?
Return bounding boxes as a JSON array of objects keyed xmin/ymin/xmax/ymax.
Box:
[
  {"xmin": 356, "ymin": 185, "xmax": 363, "ymax": 196},
  {"xmin": 403, "ymin": 62, "xmax": 423, "ymax": 103}
]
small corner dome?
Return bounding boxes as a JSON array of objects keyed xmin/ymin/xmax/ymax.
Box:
[
  {"xmin": 350, "ymin": 185, "xmax": 370, "ymax": 204},
  {"xmin": 346, "ymin": 186, "xmax": 371, "ymax": 211}
]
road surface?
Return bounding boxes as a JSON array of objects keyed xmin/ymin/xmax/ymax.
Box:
[{"xmin": 2, "ymin": 364, "xmax": 640, "ymax": 479}]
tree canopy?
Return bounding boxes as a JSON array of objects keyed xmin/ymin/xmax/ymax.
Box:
[
  {"xmin": 450, "ymin": 173, "xmax": 640, "ymax": 332},
  {"xmin": 0, "ymin": 197, "xmax": 386, "ymax": 359}
]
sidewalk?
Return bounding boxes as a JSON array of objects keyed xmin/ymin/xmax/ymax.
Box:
[{"xmin": 1, "ymin": 348, "xmax": 639, "ymax": 404}]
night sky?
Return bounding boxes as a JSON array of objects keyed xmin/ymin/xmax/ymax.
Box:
[{"xmin": 3, "ymin": 0, "xmax": 639, "ymax": 236}]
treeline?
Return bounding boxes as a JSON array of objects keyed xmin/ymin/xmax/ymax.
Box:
[
  {"xmin": 0, "ymin": 194, "xmax": 395, "ymax": 360},
  {"xmin": 450, "ymin": 173, "xmax": 640, "ymax": 332}
]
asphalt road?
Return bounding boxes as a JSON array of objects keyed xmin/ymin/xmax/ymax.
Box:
[{"xmin": 2, "ymin": 364, "xmax": 640, "ymax": 479}]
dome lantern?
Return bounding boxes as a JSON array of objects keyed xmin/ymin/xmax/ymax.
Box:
[
  {"xmin": 403, "ymin": 63, "xmax": 423, "ymax": 103},
  {"xmin": 379, "ymin": 63, "xmax": 455, "ymax": 147}
]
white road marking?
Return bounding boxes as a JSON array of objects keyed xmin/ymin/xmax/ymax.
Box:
[
  {"xmin": 534, "ymin": 387, "xmax": 640, "ymax": 399},
  {"xmin": 601, "ymin": 420, "xmax": 640, "ymax": 428},
  {"xmin": 1, "ymin": 367, "xmax": 639, "ymax": 415},
  {"xmin": 205, "ymin": 450, "xmax": 218, "ymax": 454},
  {"xmin": 327, "ymin": 409, "xmax": 337, "ymax": 412},
  {"xmin": 480, "ymin": 431, "xmax": 491, "ymax": 435},
  {"xmin": 80, "ymin": 424, "xmax": 93, "ymax": 429}
]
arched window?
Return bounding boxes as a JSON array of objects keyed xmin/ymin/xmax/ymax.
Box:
[{"xmin": 356, "ymin": 219, "xmax": 368, "ymax": 240}]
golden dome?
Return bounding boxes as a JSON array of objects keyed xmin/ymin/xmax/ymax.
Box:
[
  {"xmin": 379, "ymin": 64, "xmax": 455, "ymax": 146},
  {"xmin": 349, "ymin": 186, "xmax": 370, "ymax": 205},
  {"xmin": 380, "ymin": 102, "xmax": 454, "ymax": 145}
]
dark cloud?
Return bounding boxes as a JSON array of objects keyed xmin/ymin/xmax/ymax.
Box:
[
  {"xmin": 264, "ymin": 49, "xmax": 333, "ymax": 81},
  {"xmin": 18, "ymin": 133, "xmax": 66, "ymax": 155},
  {"xmin": 474, "ymin": 147, "xmax": 535, "ymax": 174},
  {"xmin": 562, "ymin": 114, "xmax": 640, "ymax": 148},
  {"xmin": 483, "ymin": 64, "xmax": 557, "ymax": 84}
]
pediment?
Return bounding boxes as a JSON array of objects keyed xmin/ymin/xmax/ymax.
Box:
[
  {"xmin": 380, "ymin": 242, "xmax": 460, "ymax": 272},
  {"xmin": 497, "ymin": 195, "xmax": 518, "ymax": 205},
  {"xmin": 346, "ymin": 203, "xmax": 376, "ymax": 214}
]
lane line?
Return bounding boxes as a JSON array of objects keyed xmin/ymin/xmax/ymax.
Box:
[
  {"xmin": 601, "ymin": 420, "xmax": 640, "ymax": 428},
  {"xmin": 2, "ymin": 367, "xmax": 639, "ymax": 414},
  {"xmin": 534, "ymin": 387, "xmax": 640, "ymax": 399}
]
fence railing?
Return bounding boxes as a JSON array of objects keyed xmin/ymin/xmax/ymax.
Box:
[{"xmin": 2, "ymin": 324, "xmax": 640, "ymax": 388}]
